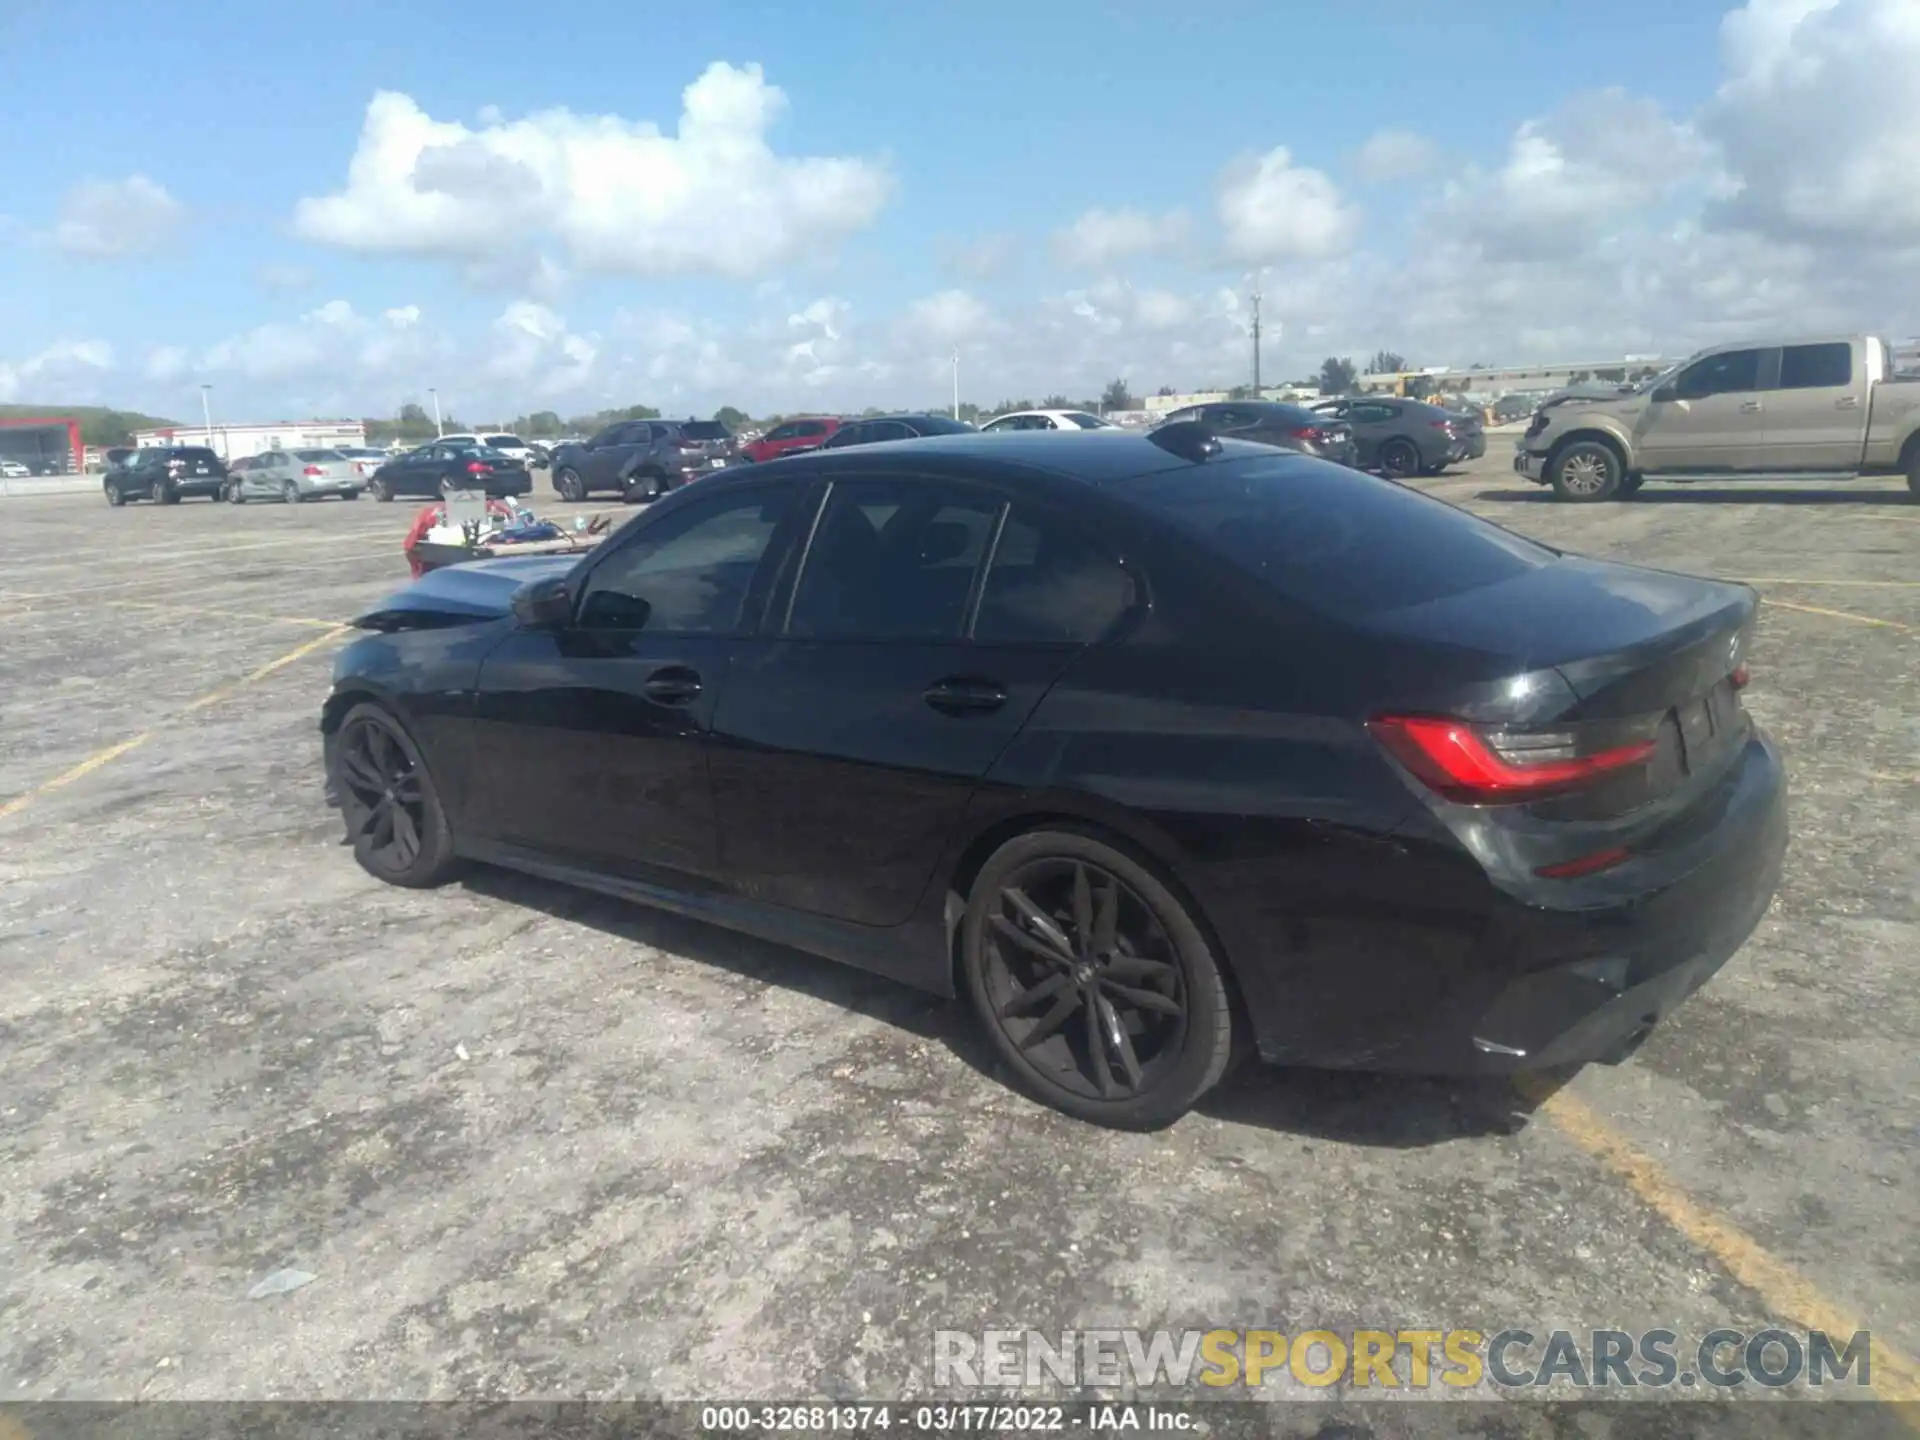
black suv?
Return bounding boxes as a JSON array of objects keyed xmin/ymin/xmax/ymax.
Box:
[
  {"xmin": 548, "ymin": 419, "xmax": 738, "ymax": 503},
  {"xmin": 105, "ymin": 446, "xmax": 229, "ymax": 505}
]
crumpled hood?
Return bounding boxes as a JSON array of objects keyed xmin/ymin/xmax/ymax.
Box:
[{"xmin": 354, "ymin": 555, "xmax": 578, "ymax": 629}]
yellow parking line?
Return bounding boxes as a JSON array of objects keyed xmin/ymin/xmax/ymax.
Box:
[
  {"xmin": 1736, "ymin": 578, "xmax": 1920, "ymax": 589},
  {"xmin": 0, "ymin": 625, "xmax": 352, "ymax": 823},
  {"xmin": 1523, "ymin": 1078, "xmax": 1920, "ymax": 1413},
  {"xmin": 1766, "ymin": 599, "xmax": 1917, "ymax": 634}
]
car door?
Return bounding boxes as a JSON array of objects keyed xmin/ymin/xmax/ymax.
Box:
[
  {"xmin": 707, "ymin": 477, "xmax": 1126, "ymax": 933},
  {"xmin": 1636, "ymin": 346, "xmax": 1771, "ymax": 472},
  {"xmin": 1764, "ymin": 340, "xmax": 1861, "ymax": 471},
  {"xmin": 1342, "ymin": 402, "xmax": 1397, "ymax": 467},
  {"xmin": 583, "ymin": 423, "xmax": 645, "ymax": 489},
  {"xmin": 469, "ymin": 482, "xmax": 814, "ymax": 883},
  {"xmin": 755, "ymin": 421, "xmax": 798, "ymax": 459},
  {"xmin": 821, "ymin": 422, "xmax": 871, "ymax": 450}
]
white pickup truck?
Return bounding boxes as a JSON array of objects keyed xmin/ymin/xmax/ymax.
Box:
[{"xmin": 1514, "ymin": 334, "xmax": 1920, "ymax": 501}]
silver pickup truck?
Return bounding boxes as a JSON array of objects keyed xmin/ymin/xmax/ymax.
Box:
[{"xmin": 1514, "ymin": 334, "xmax": 1920, "ymax": 501}]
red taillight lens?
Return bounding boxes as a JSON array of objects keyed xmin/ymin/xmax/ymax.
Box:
[
  {"xmin": 1430, "ymin": 420, "xmax": 1454, "ymax": 431},
  {"xmin": 302, "ymin": 465, "xmax": 325, "ymax": 476},
  {"xmin": 1730, "ymin": 664, "xmax": 1751, "ymax": 690},
  {"xmin": 1368, "ymin": 714, "xmax": 1656, "ymax": 803},
  {"xmin": 466, "ymin": 461, "xmax": 491, "ymax": 475},
  {"xmin": 1288, "ymin": 426, "xmax": 1324, "ymax": 442}
]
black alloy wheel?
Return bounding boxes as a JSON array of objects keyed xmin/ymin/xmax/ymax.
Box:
[
  {"xmin": 963, "ymin": 830, "xmax": 1234, "ymax": 1129},
  {"xmin": 152, "ymin": 477, "xmax": 180, "ymax": 505},
  {"xmin": 331, "ymin": 703, "xmax": 459, "ymax": 887},
  {"xmin": 1378, "ymin": 438, "xmax": 1420, "ymax": 479},
  {"xmin": 369, "ymin": 475, "xmax": 393, "ymax": 501},
  {"xmin": 105, "ymin": 481, "xmax": 125, "ymax": 507},
  {"xmin": 554, "ymin": 466, "xmax": 585, "ymax": 502}
]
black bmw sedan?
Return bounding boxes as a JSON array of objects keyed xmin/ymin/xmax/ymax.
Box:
[{"xmin": 321, "ymin": 427, "xmax": 1787, "ymax": 1129}]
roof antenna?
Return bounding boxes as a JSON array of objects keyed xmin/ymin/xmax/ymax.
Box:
[{"xmin": 1147, "ymin": 421, "xmax": 1221, "ymax": 462}]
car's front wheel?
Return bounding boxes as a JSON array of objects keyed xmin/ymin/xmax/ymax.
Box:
[
  {"xmin": 330, "ymin": 702, "xmax": 460, "ymax": 888},
  {"xmin": 282, "ymin": 479, "xmax": 302, "ymax": 504},
  {"xmin": 104, "ymin": 481, "xmax": 125, "ymax": 507},
  {"xmin": 961, "ymin": 829, "xmax": 1235, "ymax": 1130},
  {"xmin": 553, "ymin": 466, "xmax": 586, "ymax": 502},
  {"xmin": 226, "ymin": 479, "xmax": 246, "ymax": 504},
  {"xmin": 1549, "ymin": 440, "xmax": 1623, "ymax": 502},
  {"xmin": 368, "ymin": 475, "xmax": 393, "ymax": 501}
]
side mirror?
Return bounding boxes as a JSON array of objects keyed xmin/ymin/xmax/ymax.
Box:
[
  {"xmin": 510, "ymin": 576, "xmax": 572, "ymax": 630},
  {"xmin": 1652, "ymin": 385, "xmax": 1679, "ymax": 403}
]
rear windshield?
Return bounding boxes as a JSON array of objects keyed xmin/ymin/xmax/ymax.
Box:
[
  {"xmin": 680, "ymin": 421, "xmax": 730, "ymax": 440},
  {"xmin": 1064, "ymin": 412, "xmax": 1113, "ymax": 428},
  {"xmin": 1125, "ymin": 455, "xmax": 1553, "ymax": 618},
  {"xmin": 293, "ymin": 449, "xmax": 339, "ymax": 462},
  {"xmin": 484, "ymin": 434, "xmax": 522, "ymax": 447},
  {"xmin": 912, "ymin": 415, "xmax": 975, "ymax": 435}
]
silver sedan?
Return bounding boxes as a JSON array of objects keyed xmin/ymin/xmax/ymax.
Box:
[{"xmin": 225, "ymin": 449, "xmax": 366, "ymax": 503}]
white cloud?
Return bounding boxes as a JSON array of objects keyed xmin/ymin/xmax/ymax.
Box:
[
  {"xmin": 1353, "ymin": 129, "xmax": 1440, "ymax": 183},
  {"xmin": 50, "ymin": 176, "xmax": 182, "ymax": 258},
  {"xmin": 292, "ymin": 63, "xmax": 891, "ymax": 280},
  {"xmin": 904, "ymin": 289, "xmax": 998, "ymax": 344},
  {"xmin": 938, "ymin": 232, "xmax": 1020, "ymax": 280},
  {"xmin": 0, "ymin": 340, "xmax": 116, "ymax": 402},
  {"xmin": 1216, "ymin": 148, "xmax": 1358, "ymax": 263},
  {"xmin": 1051, "ymin": 208, "xmax": 1191, "ymax": 269},
  {"xmin": 258, "ymin": 263, "xmax": 313, "ymax": 292}
]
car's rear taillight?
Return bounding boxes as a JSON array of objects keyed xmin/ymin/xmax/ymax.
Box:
[
  {"xmin": 1368, "ymin": 714, "xmax": 1656, "ymax": 803},
  {"xmin": 1534, "ymin": 847, "xmax": 1632, "ymax": 880},
  {"xmin": 1730, "ymin": 663, "xmax": 1751, "ymax": 690},
  {"xmin": 303, "ymin": 465, "xmax": 325, "ymax": 476},
  {"xmin": 1288, "ymin": 426, "xmax": 1327, "ymax": 442},
  {"xmin": 466, "ymin": 461, "xmax": 491, "ymax": 475}
]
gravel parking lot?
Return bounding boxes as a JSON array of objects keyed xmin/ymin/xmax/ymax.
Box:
[{"xmin": 1, "ymin": 459, "xmax": 1915, "ymax": 1408}]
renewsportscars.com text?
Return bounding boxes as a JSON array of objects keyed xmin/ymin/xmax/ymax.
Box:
[{"xmin": 933, "ymin": 1327, "xmax": 1876, "ymax": 1391}]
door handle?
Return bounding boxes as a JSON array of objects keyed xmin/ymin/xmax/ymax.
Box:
[
  {"xmin": 1738, "ymin": 400, "xmax": 1764, "ymax": 413},
  {"xmin": 641, "ymin": 666, "xmax": 702, "ymax": 706},
  {"xmin": 1835, "ymin": 396, "xmax": 1860, "ymax": 409},
  {"xmin": 923, "ymin": 677, "xmax": 1009, "ymax": 715}
]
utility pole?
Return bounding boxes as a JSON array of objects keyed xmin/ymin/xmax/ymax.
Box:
[
  {"xmin": 1250, "ymin": 289, "xmax": 1262, "ymax": 400},
  {"xmin": 199, "ymin": 384, "xmax": 217, "ymax": 456},
  {"xmin": 952, "ymin": 348, "xmax": 960, "ymax": 420},
  {"xmin": 429, "ymin": 388, "xmax": 443, "ymax": 437}
]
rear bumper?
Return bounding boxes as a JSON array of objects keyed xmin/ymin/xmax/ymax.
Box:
[
  {"xmin": 298, "ymin": 478, "xmax": 364, "ymax": 497},
  {"xmin": 1245, "ymin": 731, "xmax": 1788, "ymax": 1075}
]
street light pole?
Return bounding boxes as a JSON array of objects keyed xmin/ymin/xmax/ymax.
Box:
[
  {"xmin": 429, "ymin": 389, "xmax": 443, "ymax": 437},
  {"xmin": 199, "ymin": 384, "xmax": 217, "ymax": 456},
  {"xmin": 1250, "ymin": 290, "xmax": 1262, "ymax": 400},
  {"xmin": 952, "ymin": 349, "xmax": 960, "ymax": 420}
]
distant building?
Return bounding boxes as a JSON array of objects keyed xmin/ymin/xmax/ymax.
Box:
[{"xmin": 132, "ymin": 420, "xmax": 367, "ymax": 459}]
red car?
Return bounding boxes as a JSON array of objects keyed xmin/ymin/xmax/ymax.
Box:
[{"xmin": 741, "ymin": 416, "xmax": 841, "ymax": 463}]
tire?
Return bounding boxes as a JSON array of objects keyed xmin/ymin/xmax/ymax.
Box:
[
  {"xmin": 282, "ymin": 479, "xmax": 302, "ymax": 504},
  {"xmin": 439, "ymin": 476, "xmax": 458, "ymax": 499},
  {"xmin": 1378, "ymin": 439, "xmax": 1420, "ymax": 479},
  {"xmin": 329, "ymin": 702, "xmax": 461, "ymax": 888},
  {"xmin": 369, "ymin": 475, "xmax": 393, "ymax": 502},
  {"xmin": 554, "ymin": 466, "xmax": 586, "ymax": 502},
  {"xmin": 624, "ymin": 470, "xmax": 665, "ymax": 504},
  {"xmin": 105, "ymin": 481, "xmax": 125, "ymax": 507},
  {"xmin": 1905, "ymin": 448, "xmax": 1920, "ymax": 499},
  {"xmin": 227, "ymin": 480, "xmax": 246, "ymax": 504},
  {"xmin": 342, "ymin": 489, "xmax": 360, "ymax": 501},
  {"xmin": 1549, "ymin": 440, "xmax": 1623, "ymax": 502},
  {"xmin": 960, "ymin": 828, "xmax": 1234, "ymax": 1130},
  {"xmin": 152, "ymin": 478, "xmax": 180, "ymax": 505}
]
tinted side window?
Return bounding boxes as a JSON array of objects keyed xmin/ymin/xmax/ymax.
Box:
[
  {"xmin": 976, "ymin": 508, "xmax": 1133, "ymax": 645},
  {"xmin": 787, "ymin": 479, "xmax": 998, "ymax": 641},
  {"xmin": 1778, "ymin": 342, "xmax": 1852, "ymax": 390},
  {"xmin": 764, "ymin": 423, "xmax": 796, "ymax": 442},
  {"xmin": 1677, "ymin": 349, "xmax": 1761, "ymax": 398},
  {"xmin": 824, "ymin": 424, "xmax": 865, "ymax": 448},
  {"xmin": 578, "ymin": 487, "xmax": 797, "ymax": 633},
  {"xmin": 1350, "ymin": 403, "xmax": 1396, "ymax": 423},
  {"xmin": 796, "ymin": 421, "xmax": 825, "ymax": 437}
]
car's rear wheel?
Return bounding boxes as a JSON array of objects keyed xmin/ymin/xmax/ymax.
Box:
[
  {"xmin": 282, "ymin": 479, "xmax": 302, "ymax": 504},
  {"xmin": 1549, "ymin": 440, "xmax": 1623, "ymax": 502},
  {"xmin": 341, "ymin": 489, "xmax": 359, "ymax": 500},
  {"xmin": 104, "ymin": 481, "xmax": 125, "ymax": 507},
  {"xmin": 961, "ymin": 829, "xmax": 1234, "ymax": 1130},
  {"xmin": 330, "ymin": 702, "xmax": 460, "ymax": 888},
  {"xmin": 554, "ymin": 466, "xmax": 585, "ymax": 502},
  {"xmin": 151, "ymin": 478, "xmax": 179, "ymax": 505},
  {"xmin": 1378, "ymin": 439, "xmax": 1420, "ymax": 479},
  {"xmin": 226, "ymin": 479, "xmax": 246, "ymax": 504},
  {"xmin": 368, "ymin": 475, "xmax": 393, "ymax": 502},
  {"xmin": 624, "ymin": 470, "xmax": 664, "ymax": 503}
]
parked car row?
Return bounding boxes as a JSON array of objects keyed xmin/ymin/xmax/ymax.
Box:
[{"xmin": 1153, "ymin": 397, "xmax": 1481, "ymax": 477}]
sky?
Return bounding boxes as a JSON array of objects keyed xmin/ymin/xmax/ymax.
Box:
[{"xmin": 1, "ymin": 0, "xmax": 1916, "ymax": 423}]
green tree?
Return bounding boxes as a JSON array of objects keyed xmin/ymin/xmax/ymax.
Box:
[
  {"xmin": 1366, "ymin": 350, "xmax": 1409, "ymax": 375},
  {"xmin": 715, "ymin": 405, "xmax": 750, "ymax": 428},
  {"xmin": 1099, "ymin": 378, "xmax": 1136, "ymax": 412},
  {"xmin": 1155, "ymin": 384, "xmax": 1176, "ymax": 397},
  {"xmin": 1317, "ymin": 357, "xmax": 1359, "ymax": 395},
  {"xmin": 1039, "ymin": 393, "xmax": 1070, "ymax": 409}
]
